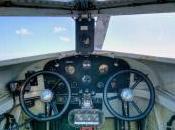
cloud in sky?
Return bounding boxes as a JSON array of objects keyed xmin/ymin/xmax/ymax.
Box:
[
  {"xmin": 53, "ymin": 26, "xmax": 67, "ymax": 33},
  {"xmin": 59, "ymin": 36, "xmax": 71, "ymax": 42},
  {"xmin": 16, "ymin": 28, "xmax": 32, "ymax": 36}
]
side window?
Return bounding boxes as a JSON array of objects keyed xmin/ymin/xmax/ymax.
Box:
[{"xmin": 103, "ymin": 13, "xmax": 175, "ymax": 58}]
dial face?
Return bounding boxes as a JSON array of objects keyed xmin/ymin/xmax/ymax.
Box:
[
  {"xmin": 97, "ymin": 82, "xmax": 104, "ymax": 88},
  {"xmin": 111, "ymin": 79, "xmax": 117, "ymax": 88},
  {"xmin": 82, "ymin": 75, "xmax": 92, "ymax": 84},
  {"xmin": 99, "ymin": 64, "xmax": 109, "ymax": 74},
  {"xmin": 82, "ymin": 60, "xmax": 91, "ymax": 69},
  {"xmin": 65, "ymin": 65, "xmax": 75, "ymax": 75}
]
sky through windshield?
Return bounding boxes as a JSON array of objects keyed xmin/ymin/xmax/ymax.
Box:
[
  {"xmin": 0, "ymin": 13, "xmax": 175, "ymax": 61},
  {"xmin": 0, "ymin": 17, "xmax": 75, "ymax": 61},
  {"xmin": 103, "ymin": 13, "xmax": 175, "ymax": 58}
]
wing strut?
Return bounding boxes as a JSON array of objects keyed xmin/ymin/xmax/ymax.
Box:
[{"xmin": 94, "ymin": 16, "xmax": 110, "ymax": 50}]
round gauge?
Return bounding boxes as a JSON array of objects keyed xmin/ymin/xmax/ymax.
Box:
[
  {"xmin": 97, "ymin": 82, "xmax": 104, "ymax": 88},
  {"xmin": 99, "ymin": 64, "xmax": 109, "ymax": 74},
  {"xmin": 82, "ymin": 75, "xmax": 92, "ymax": 84},
  {"xmin": 114, "ymin": 62, "xmax": 119, "ymax": 67},
  {"xmin": 82, "ymin": 60, "xmax": 91, "ymax": 69},
  {"xmin": 111, "ymin": 79, "xmax": 117, "ymax": 88},
  {"xmin": 54, "ymin": 63, "xmax": 60, "ymax": 68},
  {"xmin": 65, "ymin": 65, "xmax": 75, "ymax": 75}
]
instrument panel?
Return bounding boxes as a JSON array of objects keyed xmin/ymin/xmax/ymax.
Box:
[
  {"xmin": 44, "ymin": 55, "xmax": 130, "ymax": 94},
  {"xmin": 4, "ymin": 53, "xmax": 156, "ymax": 126},
  {"xmin": 9, "ymin": 54, "xmax": 155, "ymax": 123}
]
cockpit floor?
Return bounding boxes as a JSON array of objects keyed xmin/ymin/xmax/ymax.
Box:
[{"xmin": 31, "ymin": 118, "xmax": 116, "ymax": 130}]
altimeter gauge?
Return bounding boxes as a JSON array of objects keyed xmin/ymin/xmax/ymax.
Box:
[
  {"xmin": 99, "ymin": 64, "xmax": 109, "ymax": 74},
  {"xmin": 65, "ymin": 65, "xmax": 75, "ymax": 75}
]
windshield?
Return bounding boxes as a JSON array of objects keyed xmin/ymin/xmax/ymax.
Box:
[
  {"xmin": 103, "ymin": 13, "xmax": 175, "ymax": 58},
  {"xmin": 0, "ymin": 13, "xmax": 175, "ymax": 61},
  {"xmin": 0, "ymin": 17, "xmax": 75, "ymax": 61}
]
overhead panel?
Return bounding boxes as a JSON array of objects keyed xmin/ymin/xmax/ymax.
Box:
[
  {"xmin": 0, "ymin": 0, "xmax": 74, "ymax": 16},
  {"xmin": 0, "ymin": 0, "xmax": 175, "ymax": 16},
  {"xmin": 92, "ymin": 0, "xmax": 175, "ymax": 15}
]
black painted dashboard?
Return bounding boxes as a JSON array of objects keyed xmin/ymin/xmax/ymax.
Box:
[
  {"xmin": 44, "ymin": 55, "xmax": 130, "ymax": 95},
  {"xmin": 7, "ymin": 54, "xmax": 155, "ymax": 122}
]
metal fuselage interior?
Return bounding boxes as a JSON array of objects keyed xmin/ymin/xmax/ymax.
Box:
[
  {"xmin": 0, "ymin": 51, "xmax": 175, "ymax": 130},
  {"xmin": 1, "ymin": 0, "xmax": 175, "ymax": 129}
]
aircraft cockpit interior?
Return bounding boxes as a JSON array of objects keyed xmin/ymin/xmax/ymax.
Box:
[{"xmin": 0, "ymin": 0, "xmax": 175, "ymax": 130}]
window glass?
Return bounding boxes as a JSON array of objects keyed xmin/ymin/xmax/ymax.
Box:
[
  {"xmin": 103, "ymin": 13, "xmax": 175, "ymax": 58},
  {"xmin": 0, "ymin": 17, "xmax": 75, "ymax": 61}
]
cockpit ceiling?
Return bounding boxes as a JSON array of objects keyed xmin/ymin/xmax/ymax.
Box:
[
  {"xmin": 1, "ymin": 0, "xmax": 175, "ymax": 16},
  {"xmin": 1, "ymin": 0, "xmax": 175, "ymax": 10}
]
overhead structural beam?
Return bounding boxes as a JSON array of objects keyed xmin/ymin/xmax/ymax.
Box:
[
  {"xmin": 0, "ymin": 0, "xmax": 74, "ymax": 16},
  {"xmin": 94, "ymin": 16, "xmax": 110, "ymax": 50},
  {"xmin": 0, "ymin": 1, "xmax": 175, "ymax": 16},
  {"xmin": 0, "ymin": 0, "xmax": 74, "ymax": 9},
  {"xmin": 0, "ymin": 7, "xmax": 73, "ymax": 16},
  {"xmin": 92, "ymin": 3, "xmax": 175, "ymax": 16}
]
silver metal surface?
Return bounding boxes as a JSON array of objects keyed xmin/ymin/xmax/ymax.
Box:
[
  {"xmin": 95, "ymin": 16, "xmax": 110, "ymax": 50},
  {"xmin": 40, "ymin": 89, "xmax": 53, "ymax": 102},
  {"xmin": 121, "ymin": 88, "xmax": 134, "ymax": 102}
]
